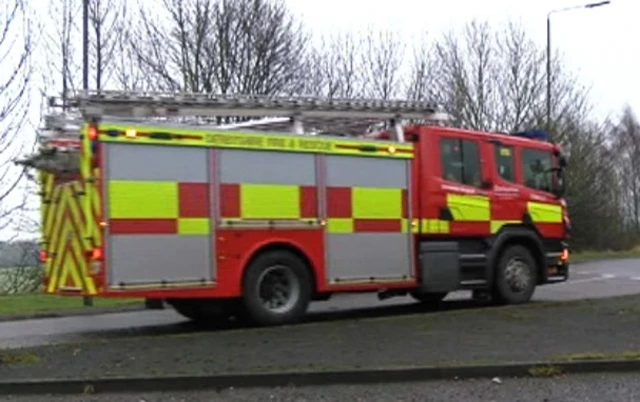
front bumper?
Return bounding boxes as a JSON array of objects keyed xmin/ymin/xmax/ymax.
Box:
[
  {"xmin": 544, "ymin": 246, "xmax": 570, "ymax": 283},
  {"xmin": 545, "ymin": 260, "xmax": 569, "ymax": 283}
]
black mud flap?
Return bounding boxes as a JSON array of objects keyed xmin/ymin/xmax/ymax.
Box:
[{"xmin": 419, "ymin": 242, "xmax": 460, "ymax": 293}]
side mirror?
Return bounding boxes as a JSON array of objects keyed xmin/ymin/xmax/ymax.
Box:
[
  {"xmin": 553, "ymin": 169, "xmax": 566, "ymax": 198},
  {"xmin": 558, "ymin": 154, "xmax": 568, "ymax": 168}
]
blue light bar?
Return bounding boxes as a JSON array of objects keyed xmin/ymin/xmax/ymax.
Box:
[{"xmin": 512, "ymin": 129, "xmax": 550, "ymax": 142}]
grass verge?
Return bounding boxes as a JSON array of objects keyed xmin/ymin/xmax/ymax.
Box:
[
  {"xmin": 571, "ymin": 247, "xmax": 640, "ymax": 263},
  {"xmin": 0, "ymin": 293, "xmax": 143, "ymax": 317}
]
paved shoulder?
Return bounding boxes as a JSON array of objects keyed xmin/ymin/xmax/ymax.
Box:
[{"xmin": 4, "ymin": 372, "xmax": 640, "ymax": 402}]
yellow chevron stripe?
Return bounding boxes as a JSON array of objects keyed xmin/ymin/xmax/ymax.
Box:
[
  {"xmin": 92, "ymin": 168, "xmax": 102, "ymax": 247},
  {"xmin": 44, "ymin": 181, "xmax": 98, "ymax": 295},
  {"xmin": 47, "ymin": 186, "xmax": 69, "ymax": 292},
  {"xmin": 46, "ymin": 184, "xmax": 67, "ymax": 281}
]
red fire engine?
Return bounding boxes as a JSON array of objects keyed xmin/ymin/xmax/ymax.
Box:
[{"xmin": 17, "ymin": 91, "xmax": 570, "ymax": 326}]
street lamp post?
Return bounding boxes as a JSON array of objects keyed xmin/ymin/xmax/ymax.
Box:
[
  {"xmin": 81, "ymin": 0, "xmax": 93, "ymax": 308},
  {"xmin": 546, "ymin": 1, "xmax": 611, "ymax": 137}
]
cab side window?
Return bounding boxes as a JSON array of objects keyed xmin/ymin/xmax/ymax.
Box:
[
  {"xmin": 495, "ymin": 144, "xmax": 515, "ymax": 182},
  {"xmin": 521, "ymin": 148, "xmax": 553, "ymax": 192},
  {"xmin": 440, "ymin": 137, "xmax": 482, "ymax": 187}
]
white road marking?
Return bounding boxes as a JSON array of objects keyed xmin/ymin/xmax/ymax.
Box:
[{"xmin": 562, "ymin": 277, "xmax": 612, "ymax": 285}]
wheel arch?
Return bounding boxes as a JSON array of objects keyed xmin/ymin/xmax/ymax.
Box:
[
  {"xmin": 488, "ymin": 226, "xmax": 546, "ymax": 285},
  {"xmin": 241, "ymin": 240, "xmax": 319, "ymax": 295}
]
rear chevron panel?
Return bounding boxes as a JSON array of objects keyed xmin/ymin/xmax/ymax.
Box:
[{"xmin": 40, "ymin": 172, "xmax": 98, "ymax": 295}]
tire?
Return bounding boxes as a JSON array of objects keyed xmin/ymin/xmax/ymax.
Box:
[
  {"xmin": 409, "ymin": 291, "xmax": 448, "ymax": 305},
  {"xmin": 242, "ymin": 249, "xmax": 312, "ymax": 326},
  {"xmin": 493, "ymin": 244, "xmax": 538, "ymax": 304}
]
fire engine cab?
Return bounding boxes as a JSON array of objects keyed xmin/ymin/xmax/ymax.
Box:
[{"xmin": 17, "ymin": 91, "xmax": 570, "ymax": 326}]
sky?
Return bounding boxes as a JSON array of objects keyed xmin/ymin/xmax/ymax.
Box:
[
  {"xmin": 0, "ymin": 0, "xmax": 637, "ymax": 241},
  {"xmin": 282, "ymin": 0, "xmax": 636, "ymax": 121}
]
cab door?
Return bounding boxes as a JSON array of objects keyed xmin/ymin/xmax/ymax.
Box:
[
  {"xmin": 436, "ymin": 134, "xmax": 491, "ymax": 237},
  {"xmin": 488, "ymin": 140, "xmax": 522, "ymax": 235}
]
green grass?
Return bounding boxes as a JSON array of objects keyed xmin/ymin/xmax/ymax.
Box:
[
  {"xmin": 553, "ymin": 351, "xmax": 640, "ymax": 362},
  {"xmin": 571, "ymin": 247, "xmax": 640, "ymax": 263},
  {"xmin": 0, "ymin": 293, "xmax": 143, "ymax": 317}
]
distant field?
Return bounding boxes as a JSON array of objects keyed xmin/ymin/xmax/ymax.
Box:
[
  {"xmin": 0, "ymin": 266, "xmax": 42, "ymax": 294},
  {"xmin": 0, "ymin": 267, "xmax": 142, "ymax": 317},
  {"xmin": 0, "ymin": 293, "xmax": 142, "ymax": 317},
  {"xmin": 570, "ymin": 247, "xmax": 640, "ymax": 263}
]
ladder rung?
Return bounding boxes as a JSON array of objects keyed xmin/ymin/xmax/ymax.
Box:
[{"xmin": 51, "ymin": 90, "xmax": 449, "ymax": 121}]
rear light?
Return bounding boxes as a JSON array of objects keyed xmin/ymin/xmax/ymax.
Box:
[
  {"xmin": 39, "ymin": 250, "xmax": 48, "ymax": 262},
  {"xmin": 91, "ymin": 247, "xmax": 103, "ymax": 261},
  {"xmin": 560, "ymin": 248, "xmax": 569, "ymax": 261},
  {"xmin": 87, "ymin": 125, "xmax": 98, "ymax": 141},
  {"xmin": 88, "ymin": 247, "xmax": 103, "ymax": 275}
]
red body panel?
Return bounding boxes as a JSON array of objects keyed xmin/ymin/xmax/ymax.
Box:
[{"xmin": 95, "ymin": 124, "xmax": 566, "ymax": 300}]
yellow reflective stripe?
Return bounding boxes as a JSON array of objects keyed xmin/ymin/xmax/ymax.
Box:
[
  {"xmin": 447, "ymin": 194, "xmax": 490, "ymax": 221},
  {"xmin": 67, "ymin": 183, "xmax": 91, "ymax": 251},
  {"xmin": 421, "ymin": 219, "xmax": 450, "ymax": 233},
  {"xmin": 81, "ymin": 124, "xmax": 93, "ymax": 244},
  {"xmin": 178, "ymin": 218, "xmax": 210, "ymax": 235},
  {"xmin": 108, "ymin": 180, "xmax": 178, "ymax": 219},
  {"xmin": 527, "ymin": 202, "xmax": 562, "ymax": 223},
  {"xmin": 92, "ymin": 168, "xmax": 102, "ymax": 247},
  {"xmin": 241, "ymin": 184, "xmax": 299, "ymax": 219},
  {"xmin": 491, "ymin": 220, "xmax": 521, "ymax": 233},
  {"xmin": 47, "ymin": 185, "xmax": 67, "ymax": 291},
  {"xmin": 402, "ymin": 219, "xmax": 419, "ymax": 233},
  {"xmin": 96, "ymin": 123, "xmax": 413, "ymax": 159},
  {"xmin": 327, "ymin": 218, "xmax": 354, "ymax": 233},
  {"xmin": 40, "ymin": 172, "xmax": 54, "ymax": 245},
  {"xmin": 47, "ymin": 184, "xmax": 98, "ymax": 294},
  {"xmin": 352, "ymin": 187, "xmax": 402, "ymax": 219}
]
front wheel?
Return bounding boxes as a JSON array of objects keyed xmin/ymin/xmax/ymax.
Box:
[
  {"xmin": 242, "ymin": 250, "xmax": 312, "ymax": 326},
  {"xmin": 493, "ymin": 245, "xmax": 538, "ymax": 305}
]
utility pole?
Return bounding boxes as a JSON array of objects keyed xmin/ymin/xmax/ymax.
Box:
[
  {"xmin": 546, "ymin": 1, "xmax": 611, "ymax": 141},
  {"xmin": 82, "ymin": 0, "xmax": 93, "ymax": 308}
]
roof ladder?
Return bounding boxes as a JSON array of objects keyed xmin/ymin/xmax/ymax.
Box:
[{"xmin": 49, "ymin": 90, "xmax": 450, "ymax": 142}]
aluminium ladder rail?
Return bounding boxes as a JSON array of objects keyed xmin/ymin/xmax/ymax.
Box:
[
  {"xmin": 51, "ymin": 90, "xmax": 449, "ymax": 121},
  {"xmin": 49, "ymin": 90, "xmax": 450, "ymax": 141},
  {"xmin": 18, "ymin": 91, "xmax": 449, "ymax": 173}
]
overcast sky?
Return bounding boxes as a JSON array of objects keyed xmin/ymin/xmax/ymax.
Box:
[
  {"xmin": 0, "ymin": 0, "xmax": 636, "ymax": 241},
  {"xmin": 283, "ymin": 0, "xmax": 635, "ymax": 121}
]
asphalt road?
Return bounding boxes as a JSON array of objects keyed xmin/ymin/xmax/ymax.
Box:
[
  {"xmin": 3, "ymin": 372, "xmax": 640, "ymax": 402},
  {"xmin": 0, "ymin": 257, "xmax": 638, "ymax": 350}
]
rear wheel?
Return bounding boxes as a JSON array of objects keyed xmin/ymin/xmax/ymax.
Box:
[
  {"xmin": 242, "ymin": 249, "xmax": 312, "ymax": 326},
  {"xmin": 493, "ymin": 244, "xmax": 538, "ymax": 304}
]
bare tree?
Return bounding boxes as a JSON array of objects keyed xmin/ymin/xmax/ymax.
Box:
[
  {"xmin": 0, "ymin": 0, "xmax": 34, "ymax": 236},
  {"xmin": 129, "ymin": 0, "xmax": 310, "ymax": 97},
  {"xmin": 610, "ymin": 105, "xmax": 640, "ymax": 233},
  {"xmin": 41, "ymin": 0, "xmax": 82, "ymax": 105},
  {"xmin": 405, "ymin": 31, "xmax": 438, "ymax": 102},
  {"xmin": 361, "ymin": 27, "xmax": 405, "ymax": 100},
  {"xmin": 428, "ymin": 20, "xmax": 497, "ymax": 131},
  {"xmin": 88, "ymin": 0, "xmax": 127, "ymax": 90},
  {"xmin": 302, "ymin": 32, "xmax": 366, "ymax": 99}
]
